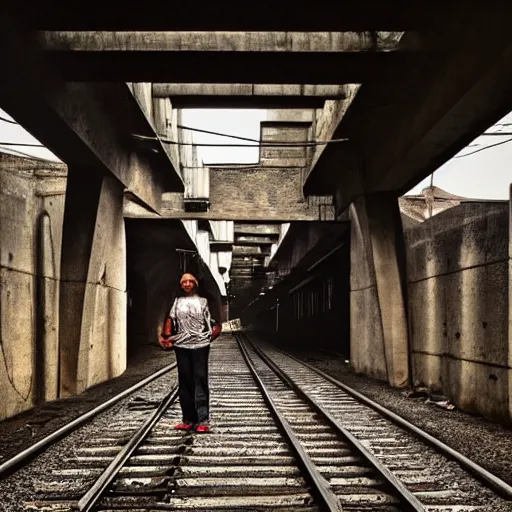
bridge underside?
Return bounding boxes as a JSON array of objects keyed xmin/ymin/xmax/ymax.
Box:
[{"xmin": 0, "ymin": 2, "xmax": 511, "ymax": 429}]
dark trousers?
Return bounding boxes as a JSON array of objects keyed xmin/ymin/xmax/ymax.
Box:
[{"xmin": 174, "ymin": 346, "xmax": 210, "ymax": 424}]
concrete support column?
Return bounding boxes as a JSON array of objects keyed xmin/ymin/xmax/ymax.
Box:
[
  {"xmin": 349, "ymin": 192, "xmax": 409, "ymax": 388},
  {"xmin": 59, "ymin": 166, "xmax": 127, "ymax": 397}
]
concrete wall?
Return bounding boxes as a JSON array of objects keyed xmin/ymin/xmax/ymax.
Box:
[
  {"xmin": 0, "ymin": 154, "xmax": 129, "ymax": 419},
  {"xmin": 0, "ymin": 154, "xmax": 66, "ymax": 420},
  {"xmin": 162, "ymin": 167, "xmax": 334, "ymax": 221},
  {"xmin": 405, "ymin": 201, "xmax": 510, "ymax": 422}
]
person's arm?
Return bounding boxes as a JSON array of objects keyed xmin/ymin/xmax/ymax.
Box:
[
  {"xmin": 162, "ymin": 298, "xmax": 177, "ymax": 339},
  {"xmin": 211, "ymin": 318, "xmax": 222, "ymax": 340},
  {"xmin": 203, "ymin": 299, "xmax": 213, "ymax": 337},
  {"xmin": 169, "ymin": 298, "xmax": 178, "ymax": 321}
]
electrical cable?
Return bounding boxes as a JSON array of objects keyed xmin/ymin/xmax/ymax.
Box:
[
  {"xmin": 0, "ymin": 146, "xmax": 59, "ymax": 163},
  {"xmin": 177, "ymin": 124, "xmax": 260, "ymax": 143},
  {"xmin": 455, "ymin": 137, "xmax": 512, "ymax": 158},
  {"xmin": 177, "ymin": 123, "xmax": 350, "ymax": 145},
  {"xmin": 0, "ymin": 115, "xmax": 17, "ymax": 125},
  {"xmin": 0, "ymin": 141, "xmax": 45, "ymax": 147},
  {"xmin": 133, "ymin": 133, "xmax": 347, "ymax": 147}
]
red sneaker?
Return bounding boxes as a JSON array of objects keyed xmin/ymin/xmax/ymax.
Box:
[
  {"xmin": 195, "ymin": 424, "xmax": 210, "ymax": 433},
  {"xmin": 174, "ymin": 422, "xmax": 193, "ymax": 431}
]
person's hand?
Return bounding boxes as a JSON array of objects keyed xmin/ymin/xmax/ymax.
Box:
[
  {"xmin": 212, "ymin": 324, "xmax": 221, "ymax": 340},
  {"xmin": 159, "ymin": 335, "xmax": 173, "ymax": 350}
]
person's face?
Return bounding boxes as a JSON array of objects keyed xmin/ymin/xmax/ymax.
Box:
[{"xmin": 181, "ymin": 278, "xmax": 196, "ymax": 294}]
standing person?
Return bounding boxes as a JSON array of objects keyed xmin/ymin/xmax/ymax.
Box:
[{"xmin": 166, "ymin": 273, "xmax": 215, "ymax": 433}]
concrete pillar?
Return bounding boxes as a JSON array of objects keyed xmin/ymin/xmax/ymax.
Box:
[
  {"xmin": 349, "ymin": 192, "xmax": 409, "ymax": 388},
  {"xmin": 59, "ymin": 166, "xmax": 127, "ymax": 396},
  {"xmin": 36, "ymin": 212, "xmax": 61, "ymax": 403}
]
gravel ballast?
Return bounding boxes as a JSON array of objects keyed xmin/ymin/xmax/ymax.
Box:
[
  {"xmin": 0, "ymin": 344, "xmax": 174, "ymax": 466},
  {"xmin": 287, "ymin": 347, "xmax": 512, "ymax": 488}
]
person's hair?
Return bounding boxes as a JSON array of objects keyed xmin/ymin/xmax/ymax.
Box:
[{"xmin": 177, "ymin": 273, "xmax": 202, "ymax": 297}]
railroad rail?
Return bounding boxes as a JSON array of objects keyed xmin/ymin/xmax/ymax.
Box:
[
  {"xmin": 2, "ymin": 334, "xmax": 511, "ymax": 511},
  {"xmin": 0, "ymin": 362, "xmax": 177, "ymax": 480}
]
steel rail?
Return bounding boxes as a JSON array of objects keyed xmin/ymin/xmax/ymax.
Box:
[
  {"xmin": 243, "ymin": 334, "xmax": 425, "ymax": 511},
  {"xmin": 277, "ymin": 346, "xmax": 512, "ymax": 501},
  {"xmin": 78, "ymin": 385, "xmax": 179, "ymax": 511},
  {"xmin": 236, "ymin": 335, "xmax": 343, "ymax": 512},
  {"xmin": 0, "ymin": 362, "xmax": 177, "ymax": 479}
]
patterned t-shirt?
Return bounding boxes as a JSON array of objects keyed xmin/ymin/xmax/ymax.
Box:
[{"xmin": 169, "ymin": 296, "xmax": 212, "ymax": 349}]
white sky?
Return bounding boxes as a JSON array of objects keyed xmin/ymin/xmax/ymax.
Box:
[
  {"xmin": 1, "ymin": 106, "xmax": 510, "ymax": 199},
  {"xmin": 181, "ymin": 109, "xmax": 267, "ymax": 165}
]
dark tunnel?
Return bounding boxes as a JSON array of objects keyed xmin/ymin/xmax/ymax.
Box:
[
  {"xmin": 125, "ymin": 219, "xmax": 223, "ymax": 356},
  {"xmin": 241, "ymin": 223, "xmax": 351, "ymax": 358}
]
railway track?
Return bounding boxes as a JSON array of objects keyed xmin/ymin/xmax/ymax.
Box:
[
  {"xmin": 242, "ymin": 334, "xmax": 512, "ymax": 511},
  {"xmin": 0, "ymin": 362, "xmax": 177, "ymax": 480},
  {"xmin": 1, "ymin": 334, "xmax": 510, "ymax": 511}
]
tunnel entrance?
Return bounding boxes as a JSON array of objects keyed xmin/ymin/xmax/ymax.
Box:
[
  {"xmin": 286, "ymin": 239, "xmax": 350, "ymax": 358},
  {"xmin": 125, "ymin": 218, "xmax": 224, "ymax": 360},
  {"xmin": 240, "ymin": 224, "xmax": 351, "ymax": 359}
]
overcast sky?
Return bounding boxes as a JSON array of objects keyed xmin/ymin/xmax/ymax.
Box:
[{"xmin": 1, "ymin": 106, "xmax": 510, "ymax": 199}]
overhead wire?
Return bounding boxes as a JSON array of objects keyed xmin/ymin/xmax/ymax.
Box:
[
  {"xmin": 0, "ymin": 141, "xmax": 45, "ymax": 147},
  {"xmin": 133, "ymin": 133, "xmax": 347, "ymax": 147},
  {"xmin": 455, "ymin": 136, "xmax": 512, "ymax": 158},
  {"xmin": 0, "ymin": 146, "xmax": 59, "ymax": 163},
  {"xmin": 0, "ymin": 115, "xmax": 17, "ymax": 125},
  {"xmin": 3, "ymin": 110, "xmax": 512, "ymax": 155},
  {"xmin": 177, "ymin": 123, "xmax": 350, "ymax": 145}
]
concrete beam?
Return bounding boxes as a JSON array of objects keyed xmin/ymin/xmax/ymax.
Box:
[
  {"xmin": 40, "ymin": 31, "xmax": 404, "ymax": 52},
  {"xmin": 37, "ymin": 31, "xmax": 430, "ymax": 83},
  {"xmin": 235, "ymin": 236, "xmax": 277, "ymax": 245},
  {"xmin": 304, "ymin": 13, "xmax": 512, "ymax": 201},
  {"xmin": 0, "ymin": 13, "xmax": 184, "ymax": 212},
  {"xmin": 233, "ymin": 250, "xmax": 270, "ymax": 258},
  {"xmin": 231, "ymin": 265, "xmax": 264, "ymax": 270},
  {"xmin": 167, "ymin": 97, "xmax": 328, "ymax": 109},
  {"xmin": 7, "ymin": 2, "xmax": 496, "ymax": 31},
  {"xmin": 153, "ymin": 83, "xmax": 350, "ymax": 108},
  {"xmin": 153, "ymin": 84, "xmax": 349, "ymax": 98},
  {"xmin": 234, "ymin": 224, "xmax": 281, "ymax": 235}
]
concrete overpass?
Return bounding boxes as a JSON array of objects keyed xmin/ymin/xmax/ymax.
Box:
[{"xmin": 0, "ymin": 2, "xmax": 511, "ymax": 426}]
